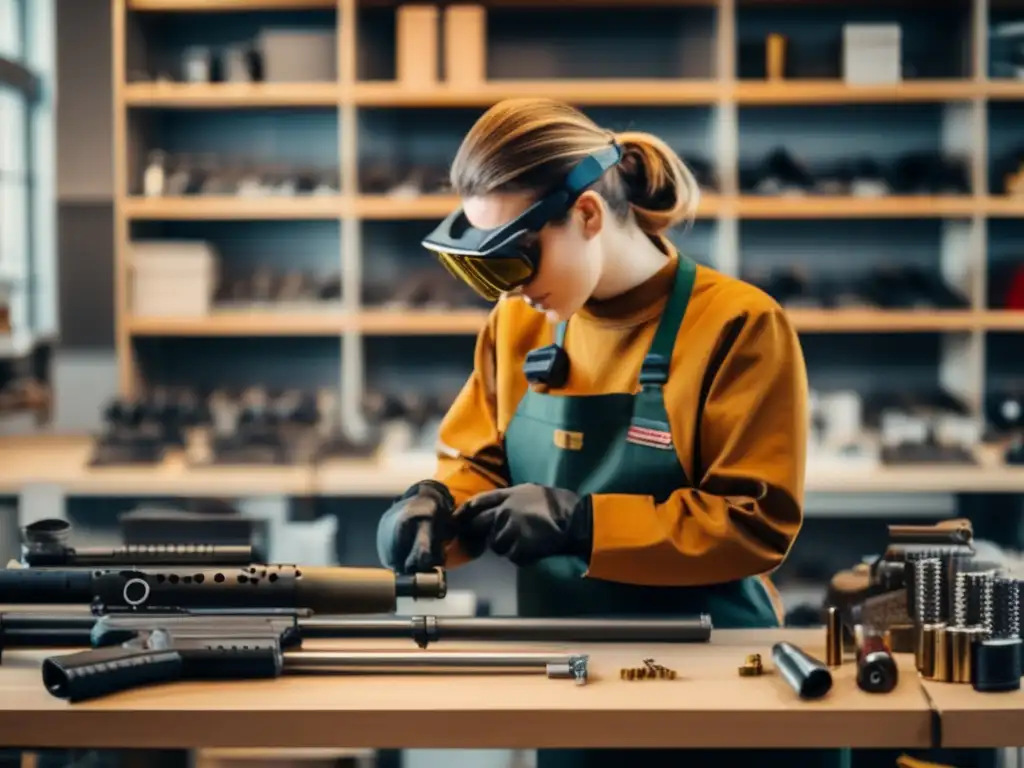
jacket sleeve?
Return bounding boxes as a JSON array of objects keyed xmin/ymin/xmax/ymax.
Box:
[
  {"xmin": 584, "ymin": 305, "xmax": 808, "ymax": 587},
  {"xmin": 431, "ymin": 305, "xmax": 510, "ymax": 567}
]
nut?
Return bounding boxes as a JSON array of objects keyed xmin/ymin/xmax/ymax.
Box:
[{"xmin": 739, "ymin": 653, "xmax": 764, "ymax": 677}]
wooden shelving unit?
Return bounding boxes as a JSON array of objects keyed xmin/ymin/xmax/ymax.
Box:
[{"xmin": 98, "ymin": 0, "xmax": 1024, "ymax": 498}]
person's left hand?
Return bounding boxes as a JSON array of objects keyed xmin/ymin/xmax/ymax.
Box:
[{"xmin": 454, "ymin": 483, "xmax": 593, "ymax": 566}]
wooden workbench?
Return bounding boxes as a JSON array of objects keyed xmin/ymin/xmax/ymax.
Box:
[
  {"xmin": 0, "ymin": 630, "xmax": 937, "ymax": 750},
  {"xmin": 921, "ymin": 679, "xmax": 1024, "ymax": 748}
]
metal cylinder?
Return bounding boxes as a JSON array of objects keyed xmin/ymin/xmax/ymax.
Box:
[
  {"xmin": 915, "ymin": 558, "xmax": 942, "ymax": 625},
  {"xmin": 918, "ymin": 623, "xmax": 945, "ymax": 678},
  {"xmin": 961, "ymin": 571, "xmax": 995, "ymax": 635},
  {"xmin": 948, "ymin": 625, "xmax": 985, "ymax": 684},
  {"xmin": 826, "ymin": 606, "xmax": 842, "ymax": 667},
  {"xmin": 932, "ymin": 625, "xmax": 951, "ymax": 682}
]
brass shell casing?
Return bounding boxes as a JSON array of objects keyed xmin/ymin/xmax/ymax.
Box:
[
  {"xmin": 826, "ymin": 606, "xmax": 843, "ymax": 667},
  {"xmin": 948, "ymin": 625, "xmax": 986, "ymax": 684},
  {"xmin": 931, "ymin": 625, "xmax": 951, "ymax": 682},
  {"xmin": 917, "ymin": 622, "xmax": 946, "ymax": 678}
]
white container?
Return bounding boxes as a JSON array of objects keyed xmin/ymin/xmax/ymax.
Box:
[
  {"xmin": 131, "ymin": 240, "xmax": 219, "ymax": 318},
  {"xmin": 843, "ymin": 24, "xmax": 902, "ymax": 85}
]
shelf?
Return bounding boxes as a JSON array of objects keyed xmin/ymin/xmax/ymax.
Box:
[
  {"xmin": 127, "ymin": 0, "xmax": 336, "ymax": 10},
  {"xmin": 2, "ymin": 436, "xmax": 1023, "ymax": 497},
  {"xmin": 126, "ymin": 309, "xmax": 349, "ymax": 336},
  {"xmin": 355, "ymin": 194, "xmax": 722, "ymax": 219},
  {"xmin": 734, "ymin": 80, "xmax": 980, "ymax": 105},
  {"xmin": 352, "ymin": 80, "xmax": 723, "ymax": 107},
  {"xmin": 983, "ymin": 80, "xmax": 1024, "ymax": 101},
  {"xmin": 734, "ymin": 196, "xmax": 977, "ymax": 219},
  {"xmin": 980, "ymin": 197, "xmax": 1024, "ymax": 218},
  {"xmin": 123, "ymin": 82, "xmax": 339, "ymax": 108},
  {"xmin": 978, "ymin": 311, "xmax": 1024, "ymax": 331},
  {"xmin": 357, "ymin": 309, "xmax": 488, "ymax": 335},
  {"xmin": 122, "ymin": 196, "xmax": 343, "ymax": 220},
  {"xmin": 788, "ymin": 309, "xmax": 979, "ymax": 333}
]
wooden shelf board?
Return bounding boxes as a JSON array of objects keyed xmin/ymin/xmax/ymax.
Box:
[
  {"xmin": 122, "ymin": 196, "xmax": 342, "ymax": 220},
  {"xmin": 127, "ymin": 0, "xmax": 336, "ymax": 10},
  {"xmin": 1, "ymin": 436, "xmax": 1021, "ymax": 496},
  {"xmin": 124, "ymin": 82, "xmax": 339, "ymax": 108},
  {"xmin": 981, "ymin": 197, "xmax": 1024, "ymax": 217},
  {"xmin": 734, "ymin": 196, "xmax": 977, "ymax": 218},
  {"xmin": 734, "ymin": 80, "xmax": 980, "ymax": 105},
  {"xmin": 787, "ymin": 309, "xmax": 979, "ymax": 332},
  {"xmin": 983, "ymin": 80, "xmax": 1024, "ymax": 100},
  {"xmin": 127, "ymin": 309, "xmax": 349, "ymax": 336},
  {"xmin": 351, "ymin": 80, "xmax": 722, "ymax": 107},
  {"xmin": 122, "ymin": 310, "xmax": 1024, "ymax": 338}
]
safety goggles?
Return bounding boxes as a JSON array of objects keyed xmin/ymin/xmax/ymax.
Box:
[{"xmin": 422, "ymin": 143, "xmax": 623, "ymax": 301}]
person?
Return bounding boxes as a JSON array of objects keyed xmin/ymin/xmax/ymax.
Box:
[{"xmin": 376, "ymin": 98, "xmax": 845, "ymax": 768}]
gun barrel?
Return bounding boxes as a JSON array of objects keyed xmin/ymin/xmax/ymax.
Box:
[
  {"xmin": 25, "ymin": 544, "xmax": 255, "ymax": 568},
  {"xmin": 0, "ymin": 565, "xmax": 446, "ymax": 614}
]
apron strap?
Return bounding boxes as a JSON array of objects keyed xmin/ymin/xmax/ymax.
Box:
[
  {"xmin": 639, "ymin": 255, "xmax": 697, "ymax": 389},
  {"xmin": 555, "ymin": 320, "xmax": 568, "ymax": 346}
]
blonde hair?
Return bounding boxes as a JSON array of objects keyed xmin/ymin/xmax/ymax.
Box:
[{"xmin": 450, "ymin": 98, "xmax": 700, "ymax": 236}]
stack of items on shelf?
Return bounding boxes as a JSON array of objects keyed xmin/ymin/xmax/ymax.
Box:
[
  {"xmin": 989, "ymin": 20, "xmax": 1024, "ymax": 79},
  {"xmin": 829, "ymin": 519, "xmax": 1023, "ymax": 694},
  {"xmin": 88, "ymin": 386, "xmax": 379, "ymax": 468},
  {"xmin": 216, "ymin": 266, "xmax": 342, "ymax": 311},
  {"xmin": 363, "ymin": 267, "xmax": 489, "ymax": 311},
  {"xmin": 739, "ymin": 148, "xmax": 969, "ymax": 198},
  {"xmin": 131, "ymin": 240, "xmax": 219, "ymax": 318},
  {"xmin": 129, "ymin": 25, "xmax": 336, "ymax": 85},
  {"xmin": 141, "ymin": 150, "xmax": 339, "ymax": 198},
  {"xmin": 808, "ymin": 388, "xmax": 979, "ymax": 470},
  {"xmin": 744, "ymin": 265, "xmax": 969, "ymax": 310},
  {"xmin": 678, "ymin": 154, "xmax": 718, "ymax": 193},
  {"xmin": 365, "ymin": 389, "xmax": 459, "ymax": 469},
  {"xmin": 985, "ymin": 390, "xmax": 1024, "ymax": 466}
]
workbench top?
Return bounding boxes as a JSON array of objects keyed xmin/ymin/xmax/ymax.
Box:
[{"xmin": 0, "ymin": 629, "xmax": 944, "ymax": 750}]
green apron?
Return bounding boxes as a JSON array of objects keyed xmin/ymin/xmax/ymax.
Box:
[{"xmin": 503, "ymin": 255, "xmax": 849, "ymax": 768}]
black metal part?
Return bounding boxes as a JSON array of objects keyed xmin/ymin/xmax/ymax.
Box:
[
  {"xmin": 972, "ymin": 637, "xmax": 1022, "ymax": 693},
  {"xmin": 771, "ymin": 641, "xmax": 833, "ymax": 700},
  {"xmin": 0, "ymin": 564, "xmax": 446, "ymax": 614}
]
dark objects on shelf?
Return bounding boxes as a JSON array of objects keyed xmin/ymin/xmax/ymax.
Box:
[
  {"xmin": 987, "ymin": 262, "xmax": 1024, "ymax": 310},
  {"xmin": 89, "ymin": 388, "xmax": 206, "ymax": 467},
  {"xmin": 864, "ymin": 389, "xmax": 978, "ymax": 467},
  {"xmin": 363, "ymin": 267, "xmax": 491, "ymax": 311},
  {"xmin": 214, "ymin": 267, "xmax": 342, "ymax": 306},
  {"xmin": 740, "ymin": 148, "xmax": 970, "ymax": 198},
  {"xmin": 140, "ymin": 150, "xmax": 340, "ymax": 198},
  {"xmin": 0, "ymin": 346, "xmax": 52, "ymax": 425},
  {"xmin": 989, "ymin": 21, "xmax": 1024, "ymax": 80},
  {"xmin": 744, "ymin": 266, "xmax": 970, "ymax": 311},
  {"xmin": 363, "ymin": 389, "xmax": 460, "ymax": 458},
  {"xmin": 984, "ymin": 390, "xmax": 1024, "ymax": 466},
  {"xmin": 360, "ymin": 160, "xmax": 452, "ymax": 198},
  {"xmin": 992, "ymin": 147, "xmax": 1024, "ymax": 196}
]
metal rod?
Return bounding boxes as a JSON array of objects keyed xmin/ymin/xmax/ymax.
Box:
[{"xmin": 282, "ymin": 649, "xmax": 589, "ymax": 684}]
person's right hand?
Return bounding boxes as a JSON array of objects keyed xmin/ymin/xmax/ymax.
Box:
[{"xmin": 376, "ymin": 479, "xmax": 455, "ymax": 574}]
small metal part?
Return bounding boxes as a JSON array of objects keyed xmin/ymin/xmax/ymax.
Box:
[
  {"xmin": 771, "ymin": 642, "xmax": 832, "ymax": 700},
  {"xmin": 918, "ymin": 622, "xmax": 945, "ymax": 679},
  {"xmin": 620, "ymin": 658, "xmax": 677, "ymax": 680},
  {"xmin": 738, "ymin": 653, "xmax": 764, "ymax": 677},
  {"xmin": 972, "ymin": 637, "xmax": 1022, "ymax": 693},
  {"xmin": 991, "ymin": 577, "xmax": 1020, "ymax": 640},
  {"xmin": 826, "ymin": 606, "xmax": 842, "ymax": 667},
  {"xmin": 947, "ymin": 625, "xmax": 984, "ymax": 684},
  {"xmin": 856, "ymin": 631, "xmax": 899, "ymax": 693},
  {"xmin": 931, "ymin": 625, "xmax": 951, "ymax": 682}
]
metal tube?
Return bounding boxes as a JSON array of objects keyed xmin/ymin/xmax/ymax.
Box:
[
  {"xmin": 299, "ymin": 615, "xmax": 712, "ymax": 646},
  {"xmin": 282, "ymin": 649, "xmax": 589, "ymax": 684},
  {"xmin": 825, "ymin": 607, "xmax": 842, "ymax": 667}
]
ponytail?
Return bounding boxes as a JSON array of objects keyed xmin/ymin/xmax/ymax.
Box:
[{"xmin": 614, "ymin": 131, "xmax": 700, "ymax": 236}]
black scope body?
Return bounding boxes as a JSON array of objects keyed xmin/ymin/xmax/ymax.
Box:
[
  {"xmin": 0, "ymin": 565, "xmax": 446, "ymax": 614},
  {"xmin": 20, "ymin": 518, "xmax": 257, "ymax": 567}
]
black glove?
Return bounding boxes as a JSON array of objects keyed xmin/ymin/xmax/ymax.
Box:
[
  {"xmin": 454, "ymin": 483, "xmax": 593, "ymax": 567},
  {"xmin": 376, "ymin": 479, "xmax": 455, "ymax": 574}
]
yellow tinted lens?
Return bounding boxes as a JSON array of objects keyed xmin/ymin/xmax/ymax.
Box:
[
  {"xmin": 437, "ymin": 252, "xmax": 502, "ymax": 300},
  {"xmin": 468, "ymin": 256, "xmax": 535, "ymax": 290}
]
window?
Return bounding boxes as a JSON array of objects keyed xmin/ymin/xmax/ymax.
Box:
[{"xmin": 0, "ymin": 0, "xmax": 21, "ymax": 62}]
